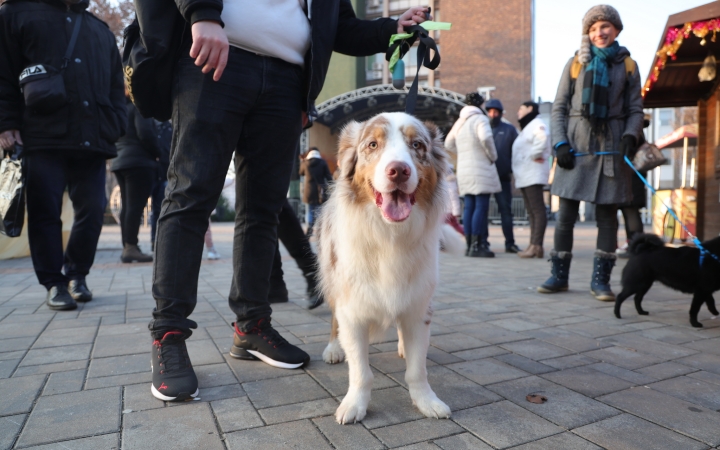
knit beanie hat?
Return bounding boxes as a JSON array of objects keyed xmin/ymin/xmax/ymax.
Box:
[
  {"xmin": 579, "ymin": 5, "xmax": 623, "ymax": 63},
  {"xmin": 464, "ymin": 92, "xmax": 484, "ymax": 108}
]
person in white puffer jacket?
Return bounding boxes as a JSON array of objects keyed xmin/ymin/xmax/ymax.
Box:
[
  {"xmin": 445, "ymin": 93, "xmax": 501, "ymax": 258},
  {"xmin": 512, "ymin": 101, "xmax": 551, "ymax": 258}
]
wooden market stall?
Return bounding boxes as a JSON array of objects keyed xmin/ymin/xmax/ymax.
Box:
[{"xmin": 643, "ymin": 1, "xmax": 720, "ymax": 240}]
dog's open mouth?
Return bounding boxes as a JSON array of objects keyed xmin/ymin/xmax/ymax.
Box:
[{"xmin": 374, "ymin": 189, "xmax": 416, "ymax": 222}]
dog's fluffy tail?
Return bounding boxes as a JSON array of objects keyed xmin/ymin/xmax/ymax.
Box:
[
  {"xmin": 440, "ymin": 223, "xmax": 466, "ymax": 256},
  {"xmin": 629, "ymin": 233, "xmax": 665, "ymax": 255}
]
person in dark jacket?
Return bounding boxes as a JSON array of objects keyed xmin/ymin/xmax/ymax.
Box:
[
  {"xmin": 0, "ymin": 0, "xmax": 126, "ymax": 311},
  {"xmin": 484, "ymin": 98, "xmax": 520, "ymax": 253},
  {"xmin": 112, "ymin": 97, "xmax": 161, "ymax": 263},
  {"xmin": 150, "ymin": 120, "xmax": 172, "ymax": 252},
  {"xmin": 147, "ymin": 0, "xmax": 432, "ymax": 402},
  {"xmin": 300, "ymin": 147, "xmax": 332, "ymax": 236}
]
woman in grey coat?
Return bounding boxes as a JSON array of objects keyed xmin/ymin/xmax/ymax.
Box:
[{"xmin": 538, "ymin": 5, "xmax": 643, "ymax": 300}]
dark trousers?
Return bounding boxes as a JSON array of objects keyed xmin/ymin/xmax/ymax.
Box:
[
  {"xmin": 150, "ymin": 179, "xmax": 167, "ymax": 246},
  {"xmin": 24, "ymin": 152, "xmax": 106, "ymax": 289},
  {"xmin": 521, "ymin": 184, "xmax": 547, "ymax": 246},
  {"xmin": 620, "ymin": 206, "xmax": 643, "ymax": 242},
  {"xmin": 150, "ymin": 47, "xmax": 304, "ymax": 337},
  {"xmin": 271, "ymin": 199, "xmax": 316, "ymax": 283},
  {"xmin": 463, "ymin": 194, "xmax": 490, "ymax": 246},
  {"xmin": 114, "ymin": 167, "xmax": 155, "ymax": 246},
  {"xmin": 554, "ymin": 198, "xmax": 617, "ymax": 253},
  {"xmin": 493, "ymin": 179, "xmax": 515, "ymax": 248}
]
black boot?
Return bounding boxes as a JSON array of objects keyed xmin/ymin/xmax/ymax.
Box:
[
  {"xmin": 465, "ymin": 235, "xmax": 471, "ymax": 256},
  {"xmin": 121, "ymin": 244, "xmax": 153, "ymax": 263},
  {"xmin": 468, "ymin": 236, "xmax": 494, "ymax": 258},
  {"xmin": 537, "ymin": 251, "xmax": 572, "ymax": 293},
  {"xmin": 47, "ymin": 285, "xmax": 77, "ymax": 311},
  {"xmin": 591, "ymin": 250, "xmax": 616, "ymax": 301}
]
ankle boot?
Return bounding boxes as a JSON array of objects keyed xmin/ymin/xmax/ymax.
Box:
[
  {"xmin": 537, "ymin": 251, "xmax": 572, "ymax": 293},
  {"xmin": 591, "ymin": 250, "xmax": 616, "ymax": 301},
  {"xmin": 468, "ymin": 236, "xmax": 495, "ymax": 258},
  {"xmin": 121, "ymin": 244, "xmax": 153, "ymax": 263},
  {"xmin": 518, "ymin": 244, "xmax": 543, "ymax": 259}
]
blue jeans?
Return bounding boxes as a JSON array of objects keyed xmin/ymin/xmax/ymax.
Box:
[
  {"xmin": 306, "ymin": 203, "xmax": 321, "ymax": 230},
  {"xmin": 150, "ymin": 46, "xmax": 304, "ymax": 337},
  {"xmin": 493, "ymin": 179, "xmax": 515, "ymax": 248},
  {"xmin": 463, "ymin": 194, "xmax": 490, "ymax": 247}
]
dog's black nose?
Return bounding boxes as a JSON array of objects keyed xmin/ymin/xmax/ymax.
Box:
[{"xmin": 386, "ymin": 162, "xmax": 411, "ymax": 183}]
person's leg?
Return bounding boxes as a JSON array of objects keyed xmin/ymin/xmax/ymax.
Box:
[
  {"xmin": 527, "ymin": 185, "xmax": 547, "ymax": 247},
  {"xmin": 554, "ymin": 197, "xmax": 580, "ymax": 252},
  {"xmin": 204, "ymin": 220, "xmax": 214, "ymax": 248},
  {"xmin": 592, "ymin": 203, "xmax": 619, "ymax": 301},
  {"xmin": 63, "ymin": 156, "xmax": 108, "ymax": 281},
  {"xmin": 114, "ymin": 170, "xmax": 128, "ymax": 247},
  {"xmin": 463, "ymin": 194, "xmax": 476, "ymax": 238},
  {"xmin": 150, "ymin": 179, "xmax": 167, "ymax": 249},
  {"xmin": 268, "ymin": 243, "xmax": 288, "ymax": 303},
  {"xmin": 228, "ymin": 53, "xmax": 305, "ymax": 332},
  {"xmin": 621, "ymin": 206, "xmax": 643, "ymax": 242},
  {"xmin": 473, "ymin": 194, "xmax": 491, "ymax": 247},
  {"xmin": 23, "ymin": 152, "xmax": 68, "ymax": 289},
  {"xmin": 495, "ymin": 180, "xmax": 516, "ymax": 250},
  {"xmin": 116, "ymin": 167, "xmax": 155, "ymax": 247},
  {"xmin": 521, "ymin": 188, "xmax": 534, "ymax": 244}
]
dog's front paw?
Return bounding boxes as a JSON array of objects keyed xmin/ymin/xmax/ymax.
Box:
[
  {"xmin": 335, "ymin": 392, "xmax": 369, "ymax": 424},
  {"xmin": 413, "ymin": 392, "xmax": 451, "ymax": 419},
  {"xmin": 322, "ymin": 340, "xmax": 345, "ymax": 364},
  {"xmin": 397, "ymin": 341, "xmax": 405, "ymax": 359},
  {"xmin": 691, "ymin": 320, "xmax": 704, "ymax": 328}
]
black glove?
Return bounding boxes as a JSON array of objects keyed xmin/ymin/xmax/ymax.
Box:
[
  {"xmin": 555, "ymin": 144, "xmax": 575, "ymax": 170},
  {"xmin": 620, "ymin": 135, "xmax": 638, "ymax": 159}
]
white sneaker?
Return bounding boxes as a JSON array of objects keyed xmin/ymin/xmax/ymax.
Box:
[{"xmin": 207, "ymin": 247, "xmax": 221, "ymax": 260}]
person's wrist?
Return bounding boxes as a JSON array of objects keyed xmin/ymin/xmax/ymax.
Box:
[{"xmin": 190, "ymin": 9, "xmax": 224, "ymax": 27}]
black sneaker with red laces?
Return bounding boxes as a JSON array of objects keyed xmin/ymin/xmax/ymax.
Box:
[
  {"xmin": 229, "ymin": 319, "xmax": 309, "ymax": 369},
  {"xmin": 151, "ymin": 331, "xmax": 198, "ymax": 401}
]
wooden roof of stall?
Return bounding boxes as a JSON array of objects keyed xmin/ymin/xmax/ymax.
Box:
[{"xmin": 643, "ymin": 2, "xmax": 720, "ymax": 108}]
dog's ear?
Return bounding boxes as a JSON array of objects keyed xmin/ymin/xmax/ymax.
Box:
[
  {"xmin": 338, "ymin": 121, "xmax": 361, "ymax": 180},
  {"xmin": 424, "ymin": 121, "xmax": 447, "ymax": 176}
]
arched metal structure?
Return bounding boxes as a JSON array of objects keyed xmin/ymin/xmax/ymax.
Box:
[{"xmin": 314, "ymin": 84, "xmax": 466, "ymax": 134}]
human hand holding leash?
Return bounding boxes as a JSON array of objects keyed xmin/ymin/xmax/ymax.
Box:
[
  {"xmin": 190, "ymin": 21, "xmax": 229, "ymax": 81},
  {"xmin": 0, "ymin": 130, "xmax": 22, "ymax": 151},
  {"xmin": 397, "ymin": 6, "xmax": 432, "ymax": 33},
  {"xmin": 620, "ymin": 135, "xmax": 638, "ymax": 159},
  {"xmin": 555, "ymin": 143, "xmax": 575, "ymax": 169}
]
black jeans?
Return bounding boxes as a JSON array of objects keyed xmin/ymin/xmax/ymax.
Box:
[
  {"xmin": 114, "ymin": 167, "xmax": 155, "ymax": 246},
  {"xmin": 620, "ymin": 206, "xmax": 643, "ymax": 242},
  {"xmin": 554, "ymin": 198, "xmax": 618, "ymax": 253},
  {"xmin": 271, "ymin": 199, "xmax": 315, "ymax": 281},
  {"xmin": 150, "ymin": 47, "xmax": 304, "ymax": 337},
  {"xmin": 493, "ymin": 179, "xmax": 515, "ymax": 248},
  {"xmin": 150, "ymin": 179, "xmax": 167, "ymax": 246},
  {"xmin": 24, "ymin": 151, "xmax": 106, "ymax": 289},
  {"xmin": 521, "ymin": 184, "xmax": 547, "ymax": 246}
]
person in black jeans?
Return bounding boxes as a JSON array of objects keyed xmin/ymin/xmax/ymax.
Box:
[
  {"xmin": 484, "ymin": 98, "xmax": 521, "ymax": 253},
  {"xmin": 0, "ymin": 0, "xmax": 126, "ymax": 310},
  {"xmin": 150, "ymin": 120, "xmax": 172, "ymax": 252},
  {"xmin": 147, "ymin": 0, "xmax": 432, "ymax": 402},
  {"xmin": 269, "ymin": 199, "xmax": 323, "ymax": 309},
  {"xmin": 112, "ymin": 97, "xmax": 161, "ymax": 263}
]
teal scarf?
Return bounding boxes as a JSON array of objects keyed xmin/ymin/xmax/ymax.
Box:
[{"xmin": 582, "ymin": 42, "xmax": 620, "ymax": 122}]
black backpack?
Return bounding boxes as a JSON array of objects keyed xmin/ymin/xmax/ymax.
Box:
[{"xmin": 122, "ymin": 0, "xmax": 185, "ymax": 121}]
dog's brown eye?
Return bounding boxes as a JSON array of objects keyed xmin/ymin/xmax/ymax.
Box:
[
  {"xmin": 412, "ymin": 141, "xmax": 422, "ymax": 149},
  {"xmin": 369, "ymin": 141, "xmax": 378, "ymax": 149}
]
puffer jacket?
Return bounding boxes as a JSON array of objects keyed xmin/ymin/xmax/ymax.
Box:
[
  {"xmin": 111, "ymin": 99, "xmax": 161, "ymax": 172},
  {"xmin": 0, "ymin": 0, "xmax": 126, "ymax": 158},
  {"xmin": 512, "ymin": 116, "xmax": 551, "ymax": 189},
  {"xmin": 444, "ymin": 106, "xmax": 501, "ymax": 196}
]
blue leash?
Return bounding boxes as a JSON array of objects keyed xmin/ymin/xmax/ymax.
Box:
[{"xmin": 564, "ymin": 149, "xmax": 720, "ymax": 266}]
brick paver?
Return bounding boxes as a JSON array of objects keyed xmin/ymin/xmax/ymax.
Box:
[{"xmin": 2, "ymin": 223, "xmax": 720, "ymax": 449}]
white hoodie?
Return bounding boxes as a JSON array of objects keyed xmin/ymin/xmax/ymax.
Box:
[{"xmin": 444, "ymin": 106, "xmax": 501, "ymax": 196}]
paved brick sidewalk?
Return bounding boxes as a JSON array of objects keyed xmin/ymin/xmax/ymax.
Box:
[{"xmin": 2, "ymin": 223, "xmax": 720, "ymax": 449}]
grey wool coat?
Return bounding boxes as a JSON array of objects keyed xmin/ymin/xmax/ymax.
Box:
[{"xmin": 550, "ymin": 46, "xmax": 644, "ymax": 205}]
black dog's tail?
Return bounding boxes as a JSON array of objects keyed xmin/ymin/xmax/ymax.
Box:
[{"xmin": 629, "ymin": 233, "xmax": 666, "ymax": 256}]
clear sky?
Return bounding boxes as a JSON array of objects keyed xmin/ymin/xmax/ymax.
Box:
[{"xmin": 534, "ymin": 0, "xmax": 713, "ymax": 103}]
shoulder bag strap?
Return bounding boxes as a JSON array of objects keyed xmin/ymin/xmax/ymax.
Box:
[{"xmin": 61, "ymin": 13, "xmax": 84, "ymax": 70}]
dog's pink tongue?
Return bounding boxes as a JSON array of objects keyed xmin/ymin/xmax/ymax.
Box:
[{"xmin": 378, "ymin": 191, "xmax": 413, "ymax": 222}]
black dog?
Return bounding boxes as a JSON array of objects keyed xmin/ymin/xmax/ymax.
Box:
[{"xmin": 614, "ymin": 234, "xmax": 720, "ymax": 328}]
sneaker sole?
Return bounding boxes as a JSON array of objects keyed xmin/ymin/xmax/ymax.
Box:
[
  {"xmin": 151, "ymin": 384, "xmax": 199, "ymax": 402},
  {"xmin": 537, "ymin": 286, "xmax": 568, "ymax": 294},
  {"xmin": 229, "ymin": 347, "xmax": 305, "ymax": 369}
]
